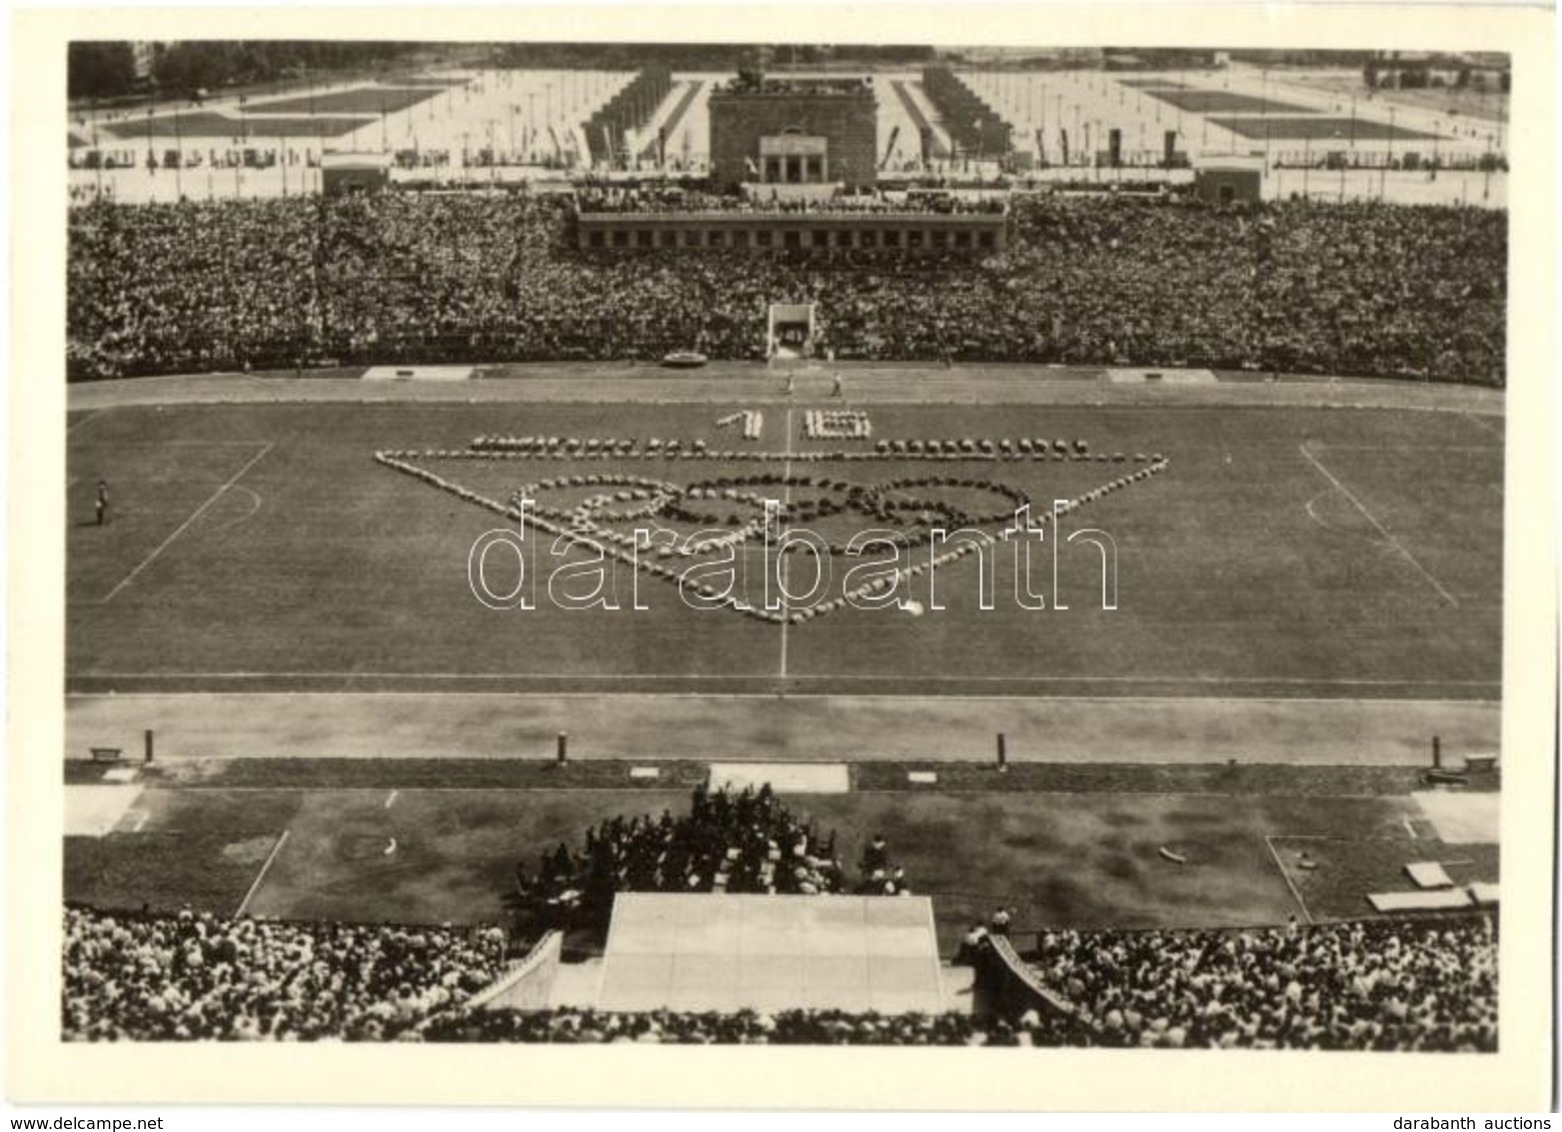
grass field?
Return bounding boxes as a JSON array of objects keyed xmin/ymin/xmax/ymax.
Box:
[
  {"xmin": 1148, "ymin": 90, "xmax": 1316, "ymax": 114},
  {"xmin": 1283, "ymin": 73, "xmax": 1510, "ymax": 125},
  {"xmin": 67, "ymin": 399, "xmax": 1502, "ymax": 698},
  {"xmin": 242, "ymin": 87, "xmax": 444, "ymax": 116},
  {"xmin": 65, "ymin": 770, "xmax": 1494, "ymax": 949},
  {"xmin": 102, "ymin": 112, "xmax": 375, "ymax": 140},
  {"xmin": 1211, "ymin": 115, "xmax": 1442, "ymax": 141}
]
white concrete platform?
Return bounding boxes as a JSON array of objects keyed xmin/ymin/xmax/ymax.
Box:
[
  {"xmin": 362, "ymin": 365, "xmax": 473, "ymax": 382},
  {"xmin": 64, "ymin": 785, "xmax": 143, "ymax": 837},
  {"xmin": 547, "ymin": 959, "xmax": 606, "ymax": 1009},
  {"xmin": 1468, "ymin": 882, "xmax": 1500, "ymax": 906},
  {"xmin": 1405, "ymin": 861, "xmax": 1455, "ymax": 889},
  {"xmin": 709, "ymin": 762, "xmax": 849, "ymax": 794},
  {"xmin": 1108, "ymin": 367, "xmax": 1217, "ymax": 384},
  {"xmin": 597, "ymin": 893, "xmax": 943, "ymax": 1014},
  {"xmin": 1412, "ymin": 790, "xmax": 1500, "ymax": 845},
  {"xmin": 1368, "ymin": 889, "xmax": 1474, "ymax": 913}
]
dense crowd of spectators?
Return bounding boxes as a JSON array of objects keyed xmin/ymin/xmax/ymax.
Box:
[
  {"xmin": 62, "ymin": 905, "xmax": 506, "ymax": 1041},
  {"xmin": 718, "ymin": 75, "xmax": 871, "ymax": 97},
  {"xmin": 574, "ymin": 185, "xmax": 1007, "ymax": 214},
  {"xmin": 61, "ymin": 900, "xmax": 1495, "ymax": 1048},
  {"xmin": 425, "ymin": 1006, "xmax": 1042, "ymax": 1044},
  {"xmin": 67, "ymin": 188, "xmax": 1506, "ymax": 383},
  {"xmin": 516, "ymin": 785, "xmax": 910, "ymax": 932},
  {"xmin": 1023, "ymin": 915, "xmax": 1497, "ymax": 1051}
]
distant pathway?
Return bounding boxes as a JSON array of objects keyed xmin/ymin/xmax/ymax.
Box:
[
  {"xmin": 66, "ymin": 364, "xmax": 1507, "ymax": 415},
  {"xmin": 65, "ymin": 692, "xmax": 1498, "ymax": 767},
  {"xmin": 638, "ymin": 80, "xmax": 703, "ymax": 162},
  {"xmin": 890, "ymin": 80, "xmax": 950, "ymax": 158}
]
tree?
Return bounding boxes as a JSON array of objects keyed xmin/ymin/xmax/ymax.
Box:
[{"xmin": 68, "ymin": 41, "xmax": 137, "ymax": 99}]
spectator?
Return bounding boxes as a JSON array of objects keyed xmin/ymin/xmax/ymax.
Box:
[
  {"xmin": 61, "ymin": 905, "xmax": 506, "ymax": 1041},
  {"xmin": 1023, "ymin": 915, "xmax": 1497, "ymax": 1051},
  {"xmin": 513, "ymin": 784, "xmax": 887, "ymax": 933},
  {"xmin": 67, "ymin": 191, "xmax": 1506, "ymax": 385},
  {"xmin": 954, "ymin": 923, "xmax": 990, "ymax": 965}
]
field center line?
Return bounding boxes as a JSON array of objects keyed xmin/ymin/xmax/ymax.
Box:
[
  {"xmin": 1297, "ymin": 443, "xmax": 1460, "ymax": 608},
  {"xmin": 102, "ymin": 441, "xmax": 275, "ymax": 604},
  {"xmin": 1264, "ymin": 834, "xmax": 1315, "ymax": 925},
  {"xmin": 234, "ymin": 828, "xmax": 290, "ymax": 918}
]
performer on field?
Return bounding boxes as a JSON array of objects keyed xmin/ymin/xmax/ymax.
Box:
[{"xmin": 94, "ymin": 479, "xmax": 109, "ymax": 526}]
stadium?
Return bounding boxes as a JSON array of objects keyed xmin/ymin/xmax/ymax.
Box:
[{"xmin": 62, "ymin": 42, "xmax": 1506, "ymax": 1052}]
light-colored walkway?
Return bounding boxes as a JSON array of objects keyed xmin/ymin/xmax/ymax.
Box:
[
  {"xmin": 66, "ymin": 364, "xmax": 1507, "ymax": 414},
  {"xmin": 66, "ymin": 691, "xmax": 1498, "ymax": 767}
]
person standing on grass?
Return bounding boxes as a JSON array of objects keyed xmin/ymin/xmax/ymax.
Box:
[
  {"xmin": 831, "ymin": 371, "xmax": 844, "ymax": 399},
  {"xmin": 94, "ymin": 479, "xmax": 109, "ymax": 526},
  {"xmin": 989, "ymin": 906, "xmax": 1012, "ymax": 936}
]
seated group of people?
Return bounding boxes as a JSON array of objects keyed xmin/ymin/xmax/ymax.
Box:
[
  {"xmin": 61, "ymin": 905, "xmax": 507, "ymax": 1041},
  {"xmin": 60, "ymin": 897, "xmax": 1495, "ymax": 1049},
  {"xmin": 516, "ymin": 784, "xmax": 900, "ymax": 932},
  {"xmin": 424, "ymin": 1006, "xmax": 1056, "ymax": 1045},
  {"xmin": 67, "ymin": 190, "xmax": 1505, "ymax": 384},
  {"xmin": 1022, "ymin": 915, "xmax": 1498, "ymax": 1051}
]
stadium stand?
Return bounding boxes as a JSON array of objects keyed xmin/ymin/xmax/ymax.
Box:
[
  {"xmin": 425, "ymin": 1005, "xmax": 1006, "ymax": 1044},
  {"xmin": 61, "ymin": 904, "xmax": 506, "ymax": 1040},
  {"xmin": 920, "ymin": 67, "xmax": 1014, "ymax": 158},
  {"xmin": 62, "ymin": 897, "xmax": 1497, "ymax": 1048},
  {"xmin": 1021, "ymin": 916, "xmax": 1498, "ymax": 1050},
  {"xmin": 574, "ymin": 186, "xmax": 1008, "ymax": 213},
  {"xmin": 66, "ymin": 191, "xmax": 1505, "ymax": 383},
  {"xmin": 584, "ymin": 66, "xmax": 673, "ymax": 166}
]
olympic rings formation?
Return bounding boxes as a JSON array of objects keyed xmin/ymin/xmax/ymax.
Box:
[
  {"xmin": 510, "ymin": 472, "xmax": 1032, "ymax": 555},
  {"xmin": 375, "ymin": 447, "xmax": 1171, "ymax": 624}
]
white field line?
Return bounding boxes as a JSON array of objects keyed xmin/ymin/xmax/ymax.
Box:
[
  {"xmin": 234, "ymin": 828, "xmax": 290, "ymax": 918},
  {"xmin": 1264, "ymin": 834, "xmax": 1316, "ymax": 925},
  {"xmin": 102, "ymin": 442, "xmax": 275, "ymax": 603},
  {"xmin": 1298, "ymin": 443, "xmax": 1460, "ymax": 607},
  {"xmin": 1303, "ymin": 490, "xmax": 1383, "ymax": 544},
  {"xmin": 1461, "ymin": 412, "xmax": 1505, "ymax": 441},
  {"xmin": 206, "ymin": 484, "xmax": 263, "ymax": 536},
  {"xmin": 1305, "ymin": 443, "xmax": 1501, "ymax": 452},
  {"xmin": 385, "ymin": 789, "xmax": 399, "ymax": 809}
]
